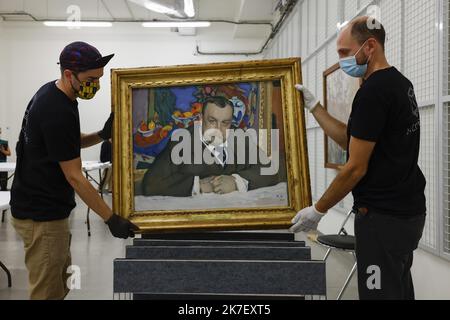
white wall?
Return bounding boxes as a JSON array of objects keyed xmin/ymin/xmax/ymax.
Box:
[
  {"xmin": 0, "ymin": 22, "xmax": 261, "ymax": 162},
  {"xmin": 265, "ymin": 0, "xmax": 450, "ymax": 300}
]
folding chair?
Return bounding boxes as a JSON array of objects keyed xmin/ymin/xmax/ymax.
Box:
[{"xmin": 317, "ymin": 209, "xmax": 357, "ymax": 300}]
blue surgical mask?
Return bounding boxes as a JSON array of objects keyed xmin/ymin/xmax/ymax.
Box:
[{"xmin": 339, "ymin": 41, "xmax": 369, "ymax": 78}]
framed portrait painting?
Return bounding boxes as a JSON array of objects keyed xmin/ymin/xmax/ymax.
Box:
[
  {"xmin": 323, "ymin": 63, "xmax": 360, "ymax": 169},
  {"xmin": 112, "ymin": 58, "xmax": 311, "ymax": 233}
]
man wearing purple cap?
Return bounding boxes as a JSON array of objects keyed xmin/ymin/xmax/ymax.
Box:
[{"xmin": 10, "ymin": 41, "xmax": 138, "ymax": 300}]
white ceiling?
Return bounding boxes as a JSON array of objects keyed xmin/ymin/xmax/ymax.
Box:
[{"xmin": 0, "ymin": 0, "xmax": 277, "ymax": 38}]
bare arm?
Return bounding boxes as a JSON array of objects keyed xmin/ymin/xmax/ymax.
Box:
[
  {"xmin": 59, "ymin": 157, "xmax": 113, "ymax": 221},
  {"xmin": 0, "ymin": 145, "xmax": 11, "ymax": 157},
  {"xmin": 80, "ymin": 132, "xmax": 103, "ymax": 149},
  {"xmin": 315, "ymin": 136, "xmax": 376, "ymax": 213},
  {"xmin": 311, "ymin": 104, "xmax": 348, "ymax": 149}
]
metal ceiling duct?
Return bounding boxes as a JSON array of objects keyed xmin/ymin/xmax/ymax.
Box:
[{"xmin": 195, "ymin": 0, "xmax": 300, "ymax": 56}]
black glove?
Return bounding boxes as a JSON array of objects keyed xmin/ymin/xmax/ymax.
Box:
[
  {"xmin": 98, "ymin": 112, "xmax": 114, "ymax": 141},
  {"xmin": 105, "ymin": 214, "xmax": 139, "ymax": 239}
]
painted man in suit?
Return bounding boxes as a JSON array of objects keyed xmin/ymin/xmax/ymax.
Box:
[{"xmin": 140, "ymin": 96, "xmax": 283, "ymax": 197}]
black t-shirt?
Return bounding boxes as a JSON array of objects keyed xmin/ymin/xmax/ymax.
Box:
[
  {"xmin": 10, "ymin": 81, "xmax": 81, "ymax": 221},
  {"xmin": 347, "ymin": 67, "xmax": 426, "ymax": 216}
]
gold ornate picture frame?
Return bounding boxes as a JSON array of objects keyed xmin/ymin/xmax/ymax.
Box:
[{"xmin": 112, "ymin": 58, "xmax": 311, "ymax": 233}]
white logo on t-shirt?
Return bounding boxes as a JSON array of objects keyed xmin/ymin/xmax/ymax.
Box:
[{"xmin": 408, "ymin": 87, "xmax": 419, "ymax": 118}]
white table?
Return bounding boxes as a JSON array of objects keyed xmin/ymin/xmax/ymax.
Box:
[
  {"xmin": 82, "ymin": 161, "xmax": 112, "ymax": 192},
  {"xmin": 0, "ymin": 162, "xmax": 16, "ymax": 173},
  {"xmin": 82, "ymin": 161, "xmax": 112, "ymax": 237},
  {"xmin": 82, "ymin": 161, "xmax": 112, "ymax": 173},
  {"xmin": 82, "ymin": 161, "xmax": 112, "ymax": 202},
  {"xmin": 0, "ymin": 162, "xmax": 16, "ymax": 185}
]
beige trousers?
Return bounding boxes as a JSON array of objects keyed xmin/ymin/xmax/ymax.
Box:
[{"xmin": 12, "ymin": 217, "xmax": 72, "ymax": 300}]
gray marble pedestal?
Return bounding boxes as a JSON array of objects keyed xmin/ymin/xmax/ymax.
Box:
[{"xmin": 113, "ymin": 232, "xmax": 326, "ymax": 300}]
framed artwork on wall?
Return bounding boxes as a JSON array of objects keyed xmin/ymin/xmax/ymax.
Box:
[{"xmin": 323, "ymin": 63, "xmax": 360, "ymax": 169}]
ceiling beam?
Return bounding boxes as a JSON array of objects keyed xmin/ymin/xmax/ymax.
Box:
[
  {"xmin": 123, "ymin": 0, "xmax": 136, "ymax": 20},
  {"xmin": 102, "ymin": 0, "xmax": 119, "ymax": 19},
  {"xmin": 233, "ymin": 0, "xmax": 273, "ymax": 39}
]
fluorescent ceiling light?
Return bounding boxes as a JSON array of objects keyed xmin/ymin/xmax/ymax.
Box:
[
  {"xmin": 142, "ymin": 21, "xmax": 210, "ymax": 28},
  {"xmin": 184, "ymin": 0, "xmax": 195, "ymax": 18},
  {"xmin": 44, "ymin": 21, "xmax": 112, "ymax": 28},
  {"xmin": 144, "ymin": 1, "xmax": 181, "ymax": 17}
]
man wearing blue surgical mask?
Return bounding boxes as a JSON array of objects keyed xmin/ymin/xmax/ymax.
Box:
[{"xmin": 294, "ymin": 16, "xmax": 426, "ymax": 300}]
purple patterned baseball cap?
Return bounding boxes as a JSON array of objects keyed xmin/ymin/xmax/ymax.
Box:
[{"xmin": 59, "ymin": 41, "xmax": 114, "ymax": 72}]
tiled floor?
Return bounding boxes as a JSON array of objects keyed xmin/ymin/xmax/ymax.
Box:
[{"xmin": 0, "ymin": 195, "xmax": 358, "ymax": 300}]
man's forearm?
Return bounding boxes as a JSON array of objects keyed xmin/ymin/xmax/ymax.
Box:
[
  {"xmin": 0, "ymin": 147, "xmax": 10, "ymax": 156},
  {"xmin": 68, "ymin": 173, "xmax": 113, "ymax": 221},
  {"xmin": 315, "ymin": 164, "xmax": 366, "ymax": 213},
  {"xmin": 81, "ymin": 132, "xmax": 103, "ymax": 149},
  {"xmin": 311, "ymin": 104, "xmax": 348, "ymax": 149}
]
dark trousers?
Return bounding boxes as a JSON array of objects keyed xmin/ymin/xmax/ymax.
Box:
[
  {"xmin": 354, "ymin": 210, "xmax": 425, "ymax": 300},
  {"xmin": 0, "ymin": 172, "xmax": 7, "ymax": 191}
]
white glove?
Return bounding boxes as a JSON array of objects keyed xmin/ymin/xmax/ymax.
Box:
[
  {"xmin": 289, "ymin": 205, "xmax": 326, "ymax": 233},
  {"xmin": 295, "ymin": 84, "xmax": 320, "ymax": 113}
]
